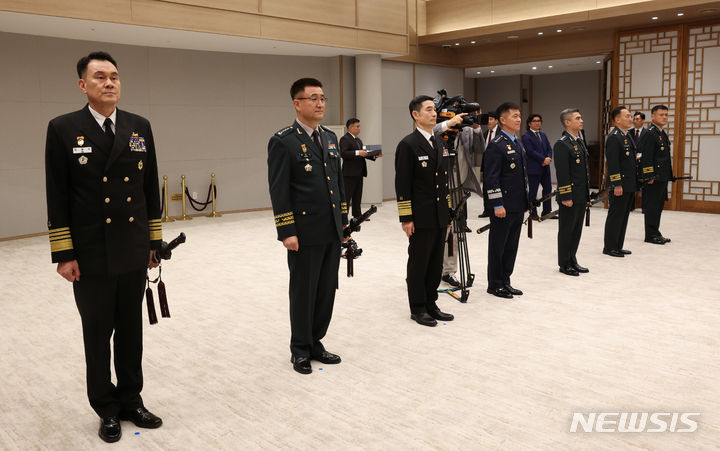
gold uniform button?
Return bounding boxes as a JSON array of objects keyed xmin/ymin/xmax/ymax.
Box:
[
  {"xmin": 327, "ymin": 176, "xmax": 331, "ymax": 181},
  {"xmin": 436, "ymin": 184, "xmax": 439, "ymax": 188},
  {"xmin": 102, "ymin": 176, "xmax": 108, "ymax": 182},
  {"xmin": 435, "ymin": 172, "xmax": 438, "ymax": 176},
  {"xmin": 129, "ymin": 217, "xmax": 134, "ymax": 222},
  {"xmin": 436, "ymin": 197, "xmax": 440, "ymax": 201},
  {"xmin": 302, "ymin": 211, "xmax": 307, "ymax": 215},
  {"xmin": 106, "ymin": 218, "xmax": 112, "ymax": 224},
  {"xmin": 324, "ymin": 163, "xmax": 328, "ymax": 167},
  {"xmin": 333, "ymin": 203, "xmax": 336, "ymax": 208},
  {"xmin": 104, "ymin": 197, "xmax": 110, "ymax": 204},
  {"xmin": 445, "ymin": 171, "xmax": 448, "ymax": 175},
  {"xmin": 124, "ymin": 177, "xmax": 130, "ymax": 182},
  {"xmin": 330, "ymin": 190, "xmax": 334, "ymax": 194},
  {"xmin": 126, "ymin": 197, "xmax": 132, "ymax": 202}
]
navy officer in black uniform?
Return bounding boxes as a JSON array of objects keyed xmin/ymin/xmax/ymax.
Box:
[
  {"xmin": 483, "ymin": 102, "xmax": 529, "ymax": 299},
  {"xmin": 45, "ymin": 52, "xmax": 163, "ymax": 443},
  {"xmin": 267, "ymin": 78, "xmax": 347, "ymax": 374},
  {"xmin": 602, "ymin": 106, "xmax": 637, "ymax": 257},
  {"xmin": 639, "ymin": 104, "xmax": 674, "ymax": 244},
  {"xmin": 553, "ymin": 108, "xmax": 590, "ymax": 276},
  {"xmin": 395, "ymin": 95, "xmax": 463, "ymax": 327}
]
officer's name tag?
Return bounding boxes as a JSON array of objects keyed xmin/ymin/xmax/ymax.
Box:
[
  {"xmin": 418, "ymin": 155, "xmax": 429, "ymax": 161},
  {"xmin": 506, "ymin": 150, "xmax": 516, "ymax": 154},
  {"xmin": 73, "ymin": 147, "xmax": 92, "ymax": 154}
]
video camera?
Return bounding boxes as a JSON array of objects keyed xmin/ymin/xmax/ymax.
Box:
[{"xmin": 434, "ymin": 89, "xmax": 488, "ymax": 129}]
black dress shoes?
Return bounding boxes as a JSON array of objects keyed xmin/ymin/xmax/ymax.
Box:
[
  {"xmin": 644, "ymin": 236, "xmax": 666, "ymax": 245},
  {"xmin": 603, "ymin": 248, "xmax": 625, "ymax": 257},
  {"xmin": 410, "ymin": 312, "xmax": 438, "ymax": 327},
  {"xmin": 311, "ymin": 351, "xmax": 341, "ymax": 364},
  {"xmin": 559, "ymin": 265, "xmax": 580, "ymax": 276},
  {"xmin": 290, "ymin": 356, "xmax": 312, "ymax": 374},
  {"xmin": 572, "ymin": 263, "xmax": 589, "ymax": 273},
  {"xmin": 98, "ymin": 416, "xmax": 121, "ymax": 443},
  {"xmin": 429, "ymin": 309, "xmax": 454, "ymax": 321},
  {"xmin": 119, "ymin": 407, "xmax": 163, "ymax": 429},
  {"xmin": 620, "ymin": 249, "xmax": 632, "ymax": 255},
  {"xmin": 659, "ymin": 235, "xmax": 671, "ymax": 243},
  {"xmin": 441, "ymin": 274, "xmax": 461, "ymax": 287},
  {"xmin": 504, "ymin": 284, "xmax": 523, "ymax": 295},
  {"xmin": 487, "ymin": 287, "xmax": 513, "ymax": 298}
]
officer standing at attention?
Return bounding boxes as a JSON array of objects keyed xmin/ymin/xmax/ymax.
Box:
[
  {"xmin": 45, "ymin": 51, "xmax": 163, "ymax": 443},
  {"xmin": 339, "ymin": 117, "xmax": 381, "ymax": 219},
  {"xmin": 554, "ymin": 108, "xmax": 590, "ymax": 276},
  {"xmin": 639, "ymin": 105, "xmax": 674, "ymax": 245},
  {"xmin": 395, "ymin": 95, "xmax": 462, "ymax": 327},
  {"xmin": 602, "ymin": 106, "xmax": 637, "ymax": 257},
  {"xmin": 483, "ymin": 102, "xmax": 529, "ymax": 299},
  {"xmin": 267, "ymin": 78, "xmax": 347, "ymax": 374}
]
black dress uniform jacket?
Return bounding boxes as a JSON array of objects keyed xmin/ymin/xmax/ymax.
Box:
[
  {"xmin": 639, "ymin": 123, "xmax": 673, "ymax": 183},
  {"xmin": 45, "ymin": 105, "xmax": 162, "ymax": 274},
  {"xmin": 605, "ymin": 127, "xmax": 638, "ymax": 192},
  {"xmin": 482, "ymin": 131, "xmax": 528, "ymax": 289},
  {"xmin": 395, "ymin": 129, "xmax": 450, "ymax": 228},
  {"xmin": 268, "ymin": 121, "xmax": 348, "ymax": 245},
  {"xmin": 553, "ymin": 131, "xmax": 589, "ymax": 268}
]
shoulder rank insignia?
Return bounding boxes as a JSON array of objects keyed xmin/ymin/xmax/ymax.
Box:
[{"xmin": 275, "ymin": 126, "xmax": 292, "ymax": 136}]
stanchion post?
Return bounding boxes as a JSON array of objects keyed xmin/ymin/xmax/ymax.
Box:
[
  {"xmin": 207, "ymin": 173, "xmax": 222, "ymax": 218},
  {"xmin": 179, "ymin": 174, "xmax": 193, "ymax": 221},
  {"xmin": 162, "ymin": 175, "xmax": 175, "ymax": 223}
]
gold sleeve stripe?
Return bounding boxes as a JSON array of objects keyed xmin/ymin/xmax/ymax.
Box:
[
  {"xmin": 274, "ymin": 212, "xmax": 293, "ymax": 219},
  {"xmin": 276, "ymin": 219, "xmax": 294, "ymax": 227},
  {"xmin": 149, "ymin": 229, "xmax": 162, "ymax": 241},
  {"xmin": 49, "ymin": 232, "xmax": 71, "ymax": 241},
  {"xmin": 610, "ymin": 174, "xmax": 621, "ymax": 181},
  {"xmin": 50, "ymin": 238, "xmax": 73, "ymax": 253},
  {"xmin": 149, "ymin": 219, "xmax": 162, "ymax": 223},
  {"xmin": 643, "ymin": 166, "xmax": 654, "ymax": 173},
  {"xmin": 49, "ymin": 227, "xmax": 70, "ymax": 237}
]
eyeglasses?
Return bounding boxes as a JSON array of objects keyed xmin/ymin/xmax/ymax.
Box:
[{"xmin": 295, "ymin": 96, "xmax": 328, "ymax": 104}]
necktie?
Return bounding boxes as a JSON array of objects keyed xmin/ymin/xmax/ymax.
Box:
[
  {"xmin": 103, "ymin": 117, "xmax": 115, "ymax": 142},
  {"xmin": 487, "ymin": 129, "xmax": 493, "ymax": 146},
  {"xmin": 535, "ymin": 131, "xmax": 541, "ymax": 141},
  {"xmin": 429, "ymin": 135, "xmax": 438, "ymax": 151},
  {"xmin": 311, "ymin": 130, "xmax": 322, "ymax": 152}
]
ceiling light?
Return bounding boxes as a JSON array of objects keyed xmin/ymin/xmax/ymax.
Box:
[
  {"xmin": 556, "ymin": 29, "xmax": 562, "ymax": 33},
  {"xmin": 652, "ymin": 16, "xmax": 659, "ymax": 20},
  {"xmin": 476, "ymin": 71, "xmax": 481, "ymax": 74},
  {"xmin": 701, "ymin": 8, "xmax": 718, "ymax": 14},
  {"xmin": 548, "ymin": 65, "xmax": 553, "ymax": 68},
  {"xmin": 454, "ymin": 42, "xmax": 460, "ymax": 46},
  {"xmin": 532, "ymin": 66, "xmax": 537, "ymax": 70},
  {"xmin": 596, "ymin": 61, "xmax": 601, "ymax": 64},
  {"xmin": 490, "ymin": 70, "xmax": 495, "ymax": 73},
  {"xmin": 538, "ymin": 32, "xmax": 544, "ymax": 35},
  {"xmin": 677, "ymin": 13, "xmax": 684, "ymax": 16},
  {"xmin": 442, "ymin": 44, "xmax": 451, "ymax": 48},
  {"xmin": 507, "ymin": 35, "xmax": 519, "ymax": 39},
  {"xmin": 471, "ymin": 41, "xmax": 476, "ymax": 44}
]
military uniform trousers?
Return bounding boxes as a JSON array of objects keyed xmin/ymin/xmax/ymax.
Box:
[
  {"xmin": 72, "ymin": 268, "xmax": 146, "ymax": 418},
  {"xmin": 343, "ymin": 175, "xmax": 364, "ymax": 218},
  {"xmin": 287, "ymin": 240, "xmax": 340, "ymax": 358},
  {"xmin": 528, "ymin": 169, "xmax": 552, "ymax": 215},
  {"xmin": 642, "ymin": 182, "xmax": 668, "ymax": 239},
  {"xmin": 487, "ymin": 212, "xmax": 524, "ymax": 289},
  {"xmin": 407, "ymin": 227, "xmax": 446, "ymax": 314},
  {"xmin": 557, "ymin": 202, "xmax": 585, "ymax": 268},
  {"xmin": 603, "ymin": 191, "xmax": 634, "ymax": 251}
]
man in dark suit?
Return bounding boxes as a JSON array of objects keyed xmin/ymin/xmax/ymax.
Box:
[
  {"xmin": 553, "ymin": 108, "xmax": 590, "ymax": 276},
  {"xmin": 483, "ymin": 102, "xmax": 529, "ymax": 299},
  {"xmin": 479, "ymin": 112, "xmax": 499, "ymax": 218},
  {"xmin": 395, "ymin": 95, "xmax": 462, "ymax": 327},
  {"xmin": 268, "ymin": 78, "xmax": 348, "ymax": 374},
  {"xmin": 45, "ymin": 52, "xmax": 163, "ymax": 443},
  {"xmin": 521, "ymin": 114, "xmax": 553, "ymax": 218},
  {"xmin": 639, "ymin": 104, "xmax": 674, "ymax": 244},
  {"xmin": 339, "ymin": 117, "xmax": 381, "ymax": 219},
  {"xmin": 603, "ymin": 106, "xmax": 637, "ymax": 257},
  {"xmin": 630, "ymin": 111, "xmax": 647, "ymax": 146}
]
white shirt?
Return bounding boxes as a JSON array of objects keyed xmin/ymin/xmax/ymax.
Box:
[
  {"xmin": 349, "ymin": 132, "xmax": 363, "ymax": 156},
  {"xmin": 296, "ymin": 118, "xmax": 320, "ymax": 138},
  {"xmin": 88, "ymin": 105, "xmax": 116, "ymax": 134},
  {"xmin": 417, "ymin": 126, "xmax": 435, "ymax": 147}
]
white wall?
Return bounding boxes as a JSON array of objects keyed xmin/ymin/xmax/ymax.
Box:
[
  {"xmin": 0, "ymin": 31, "xmax": 341, "ymax": 238},
  {"xmin": 476, "ymin": 75, "xmax": 522, "ymax": 115}
]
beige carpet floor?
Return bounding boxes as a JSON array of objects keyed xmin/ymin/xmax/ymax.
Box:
[{"xmin": 1, "ymin": 198, "xmax": 718, "ymax": 450}]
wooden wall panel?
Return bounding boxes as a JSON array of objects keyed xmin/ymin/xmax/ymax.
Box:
[
  {"xmin": 490, "ymin": 0, "xmax": 595, "ymax": 24},
  {"xmin": 261, "ymin": 0, "xmax": 356, "ymax": 28},
  {"xmin": 167, "ymin": 0, "xmax": 259, "ymax": 14},
  {"xmin": 357, "ymin": 0, "xmax": 407, "ymax": 35},
  {"xmin": 0, "ymin": 0, "xmax": 131, "ymax": 22},
  {"xmin": 131, "ymin": 0, "xmax": 261, "ymax": 36},
  {"xmin": 357, "ymin": 30, "xmax": 408, "ymax": 55},
  {"xmin": 259, "ymin": 16, "xmax": 357, "ymax": 48}
]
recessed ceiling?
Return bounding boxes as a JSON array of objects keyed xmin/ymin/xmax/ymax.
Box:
[
  {"xmin": 466, "ymin": 55, "xmax": 607, "ymax": 78},
  {"xmin": 0, "ymin": 11, "xmax": 400, "ymax": 58}
]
